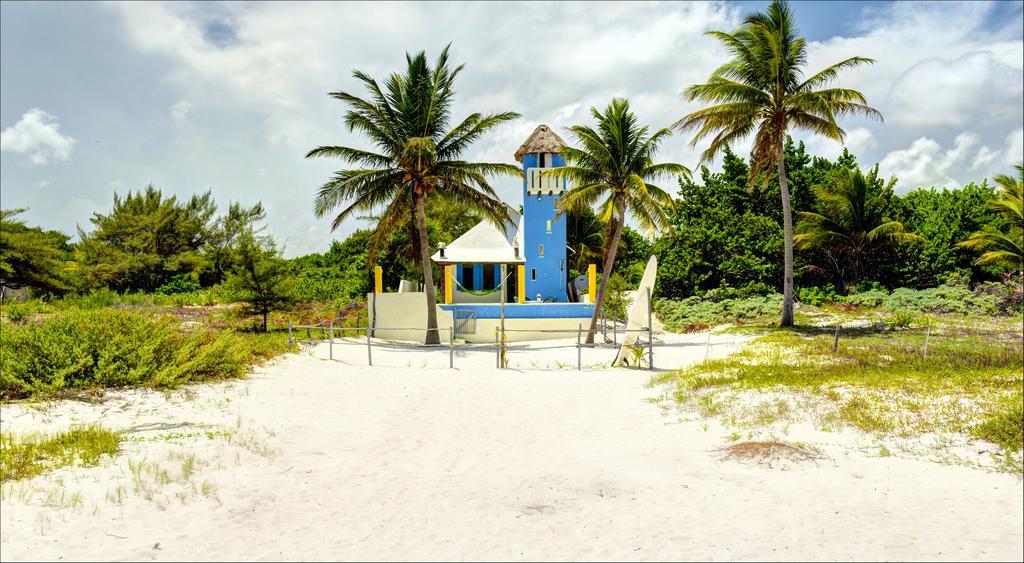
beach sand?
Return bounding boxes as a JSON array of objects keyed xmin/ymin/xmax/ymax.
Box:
[{"xmin": 1, "ymin": 332, "xmax": 1021, "ymax": 561}]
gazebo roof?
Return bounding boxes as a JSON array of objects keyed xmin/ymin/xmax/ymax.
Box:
[
  {"xmin": 514, "ymin": 124, "xmax": 566, "ymax": 162},
  {"xmin": 431, "ymin": 211, "xmax": 525, "ymax": 264}
]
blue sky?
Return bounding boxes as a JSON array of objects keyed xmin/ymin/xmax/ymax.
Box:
[{"xmin": 2, "ymin": 1, "xmax": 1022, "ymax": 257}]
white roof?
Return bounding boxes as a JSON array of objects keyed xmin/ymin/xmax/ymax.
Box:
[{"xmin": 431, "ymin": 212, "xmax": 525, "ymax": 264}]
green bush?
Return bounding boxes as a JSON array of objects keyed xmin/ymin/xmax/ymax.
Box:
[
  {"xmin": 796, "ymin": 284, "xmax": 844, "ymax": 307},
  {"xmin": 846, "ymin": 288, "xmax": 889, "ymax": 308},
  {"xmin": 155, "ymin": 274, "xmax": 202, "ymax": 295},
  {"xmin": 655, "ymin": 294, "xmax": 783, "ymax": 331},
  {"xmin": 884, "ymin": 285, "xmax": 998, "ymax": 315},
  {"xmin": 0, "ymin": 309, "xmax": 252, "ymax": 399}
]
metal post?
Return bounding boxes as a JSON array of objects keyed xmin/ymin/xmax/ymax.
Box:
[
  {"xmin": 577, "ymin": 323, "xmax": 582, "ymax": 370},
  {"xmin": 366, "ymin": 324, "xmax": 372, "ymax": 366},
  {"xmin": 449, "ymin": 322, "xmax": 454, "ymax": 369},
  {"xmin": 329, "ymin": 320, "xmax": 334, "ymax": 361},
  {"xmin": 923, "ymin": 324, "xmax": 931, "ymax": 359},
  {"xmin": 832, "ymin": 324, "xmax": 842, "ymax": 353},
  {"xmin": 495, "ymin": 327, "xmax": 500, "ymax": 369},
  {"xmin": 288, "ymin": 320, "xmax": 292, "ymax": 350},
  {"xmin": 647, "ymin": 287, "xmax": 654, "ymax": 370}
]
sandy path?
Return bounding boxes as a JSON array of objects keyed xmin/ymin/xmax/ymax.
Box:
[{"xmin": 1, "ymin": 332, "xmax": 1021, "ymax": 561}]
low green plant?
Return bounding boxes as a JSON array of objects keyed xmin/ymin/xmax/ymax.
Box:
[
  {"xmin": 654, "ymin": 294, "xmax": 783, "ymax": 331},
  {"xmin": 0, "ymin": 308, "xmax": 286, "ymax": 399},
  {"xmin": 887, "ymin": 310, "xmax": 916, "ymax": 329},
  {"xmin": 1, "ymin": 425, "xmax": 120, "ymax": 482},
  {"xmin": 796, "ymin": 284, "xmax": 844, "ymax": 307},
  {"xmin": 971, "ymin": 394, "xmax": 1024, "ymax": 452},
  {"xmin": 155, "ymin": 274, "xmax": 202, "ymax": 295}
]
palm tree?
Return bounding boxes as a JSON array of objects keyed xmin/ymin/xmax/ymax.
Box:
[
  {"xmin": 547, "ymin": 98, "xmax": 689, "ymax": 344},
  {"xmin": 959, "ymin": 162, "xmax": 1024, "ymax": 274},
  {"xmin": 566, "ymin": 207, "xmax": 605, "ymax": 273},
  {"xmin": 675, "ymin": 0, "xmax": 881, "ymax": 326},
  {"xmin": 794, "ymin": 167, "xmax": 922, "ymax": 287},
  {"xmin": 307, "ymin": 45, "xmax": 521, "ymax": 344}
]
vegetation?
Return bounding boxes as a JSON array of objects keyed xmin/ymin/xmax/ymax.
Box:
[
  {"xmin": 652, "ymin": 316, "xmax": 1023, "ymax": 469},
  {"xmin": 306, "ymin": 44, "xmax": 520, "ymax": 344},
  {"xmin": 549, "ymin": 98, "xmax": 688, "ymax": 343},
  {"xmin": 226, "ymin": 230, "xmax": 293, "ymax": 332},
  {"xmin": 1, "ymin": 426, "xmax": 120, "ymax": 482},
  {"xmin": 0, "ymin": 209, "xmax": 71, "ymax": 295},
  {"xmin": 795, "ymin": 167, "xmax": 922, "ymax": 286},
  {"xmin": 0, "ymin": 308, "xmax": 287, "ymax": 399},
  {"xmin": 959, "ymin": 162, "xmax": 1023, "ymax": 275},
  {"xmin": 677, "ymin": 0, "xmax": 880, "ymax": 326}
]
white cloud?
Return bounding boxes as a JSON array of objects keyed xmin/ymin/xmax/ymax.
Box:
[
  {"xmin": 0, "ymin": 108, "xmax": 76, "ymax": 165},
  {"xmin": 879, "ymin": 130, "xmax": 1022, "ymax": 191},
  {"xmin": 170, "ymin": 100, "xmax": 192, "ymax": 122},
  {"xmin": 34, "ymin": 180, "xmax": 50, "ymax": 188}
]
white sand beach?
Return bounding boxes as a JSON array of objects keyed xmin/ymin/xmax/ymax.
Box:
[{"xmin": 1, "ymin": 332, "xmax": 1022, "ymax": 562}]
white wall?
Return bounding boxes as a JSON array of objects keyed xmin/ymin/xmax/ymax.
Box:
[{"xmin": 368, "ymin": 292, "xmax": 453, "ymax": 343}]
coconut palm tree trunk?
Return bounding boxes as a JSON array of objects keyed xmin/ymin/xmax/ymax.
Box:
[
  {"xmin": 777, "ymin": 147, "xmax": 795, "ymax": 327},
  {"xmin": 413, "ymin": 192, "xmax": 441, "ymax": 345},
  {"xmin": 586, "ymin": 197, "xmax": 625, "ymax": 345}
]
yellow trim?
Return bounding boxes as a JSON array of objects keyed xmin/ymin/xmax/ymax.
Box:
[
  {"xmin": 517, "ymin": 264, "xmax": 526, "ymax": 303},
  {"xmin": 374, "ymin": 265, "xmax": 383, "ymax": 294},
  {"xmin": 444, "ymin": 265, "xmax": 454, "ymax": 304},
  {"xmin": 588, "ymin": 264, "xmax": 597, "ymax": 303}
]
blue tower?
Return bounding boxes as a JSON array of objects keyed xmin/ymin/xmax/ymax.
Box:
[{"xmin": 515, "ymin": 125, "xmax": 569, "ymax": 302}]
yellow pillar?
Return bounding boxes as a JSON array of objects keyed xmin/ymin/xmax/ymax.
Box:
[
  {"xmin": 588, "ymin": 264, "xmax": 597, "ymax": 303},
  {"xmin": 444, "ymin": 265, "xmax": 454, "ymax": 304},
  {"xmin": 374, "ymin": 265, "xmax": 383, "ymax": 293},
  {"xmin": 517, "ymin": 264, "xmax": 526, "ymax": 304}
]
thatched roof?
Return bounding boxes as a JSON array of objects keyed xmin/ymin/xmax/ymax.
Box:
[{"xmin": 514, "ymin": 124, "xmax": 566, "ymax": 162}]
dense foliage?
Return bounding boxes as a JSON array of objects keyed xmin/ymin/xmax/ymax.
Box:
[{"xmin": 0, "ymin": 309, "xmax": 263, "ymax": 399}]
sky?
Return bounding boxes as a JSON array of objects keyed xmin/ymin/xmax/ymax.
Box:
[{"xmin": 2, "ymin": 1, "xmax": 1022, "ymax": 257}]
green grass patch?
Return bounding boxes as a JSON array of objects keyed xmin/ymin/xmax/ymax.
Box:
[
  {"xmin": 1, "ymin": 426, "xmax": 120, "ymax": 482},
  {"xmin": 656, "ymin": 321, "xmax": 1023, "ymax": 465}
]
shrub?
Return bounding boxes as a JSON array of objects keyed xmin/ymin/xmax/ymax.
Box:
[
  {"xmin": 0, "ymin": 308, "xmax": 253, "ymax": 399},
  {"xmin": 796, "ymin": 284, "xmax": 844, "ymax": 307},
  {"xmin": 654, "ymin": 294, "xmax": 783, "ymax": 331},
  {"xmin": 846, "ymin": 288, "xmax": 889, "ymax": 308},
  {"xmin": 887, "ymin": 310, "xmax": 916, "ymax": 329},
  {"xmin": 884, "ymin": 285, "xmax": 998, "ymax": 315},
  {"xmin": 155, "ymin": 274, "xmax": 202, "ymax": 295}
]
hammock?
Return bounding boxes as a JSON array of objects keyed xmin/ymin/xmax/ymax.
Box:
[{"xmin": 454, "ymin": 278, "xmax": 499, "ymax": 296}]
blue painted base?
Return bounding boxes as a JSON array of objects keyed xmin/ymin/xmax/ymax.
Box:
[{"xmin": 440, "ymin": 303, "xmax": 594, "ymax": 319}]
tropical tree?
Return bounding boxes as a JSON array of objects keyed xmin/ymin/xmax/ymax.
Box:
[
  {"xmin": 548, "ymin": 98, "xmax": 689, "ymax": 344},
  {"xmin": 75, "ymin": 186, "xmax": 215, "ymax": 292},
  {"xmin": 959, "ymin": 162, "xmax": 1024, "ymax": 275},
  {"xmin": 0, "ymin": 208, "xmax": 71, "ymax": 296},
  {"xmin": 226, "ymin": 229, "xmax": 292, "ymax": 333},
  {"xmin": 306, "ymin": 45, "xmax": 520, "ymax": 344},
  {"xmin": 566, "ymin": 207, "xmax": 605, "ymax": 274},
  {"xmin": 675, "ymin": 0, "xmax": 881, "ymax": 326},
  {"xmin": 794, "ymin": 167, "xmax": 922, "ymax": 287}
]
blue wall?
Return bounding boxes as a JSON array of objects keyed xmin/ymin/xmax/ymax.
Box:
[
  {"xmin": 521, "ymin": 152, "xmax": 568, "ymax": 302},
  {"xmin": 440, "ymin": 303, "xmax": 593, "ymax": 319}
]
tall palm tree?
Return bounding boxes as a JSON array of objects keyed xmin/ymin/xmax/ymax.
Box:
[
  {"xmin": 307, "ymin": 45, "xmax": 521, "ymax": 344},
  {"xmin": 960, "ymin": 162, "xmax": 1024, "ymax": 274},
  {"xmin": 794, "ymin": 167, "xmax": 922, "ymax": 287},
  {"xmin": 548, "ymin": 98, "xmax": 689, "ymax": 344},
  {"xmin": 675, "ymin": 0, "xmax": 881, "ymax": 326}
]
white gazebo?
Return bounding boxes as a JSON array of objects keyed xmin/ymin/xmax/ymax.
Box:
[{"xmin": 431, "ymin": 212, "xmax": 525, "ymax": 304}]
